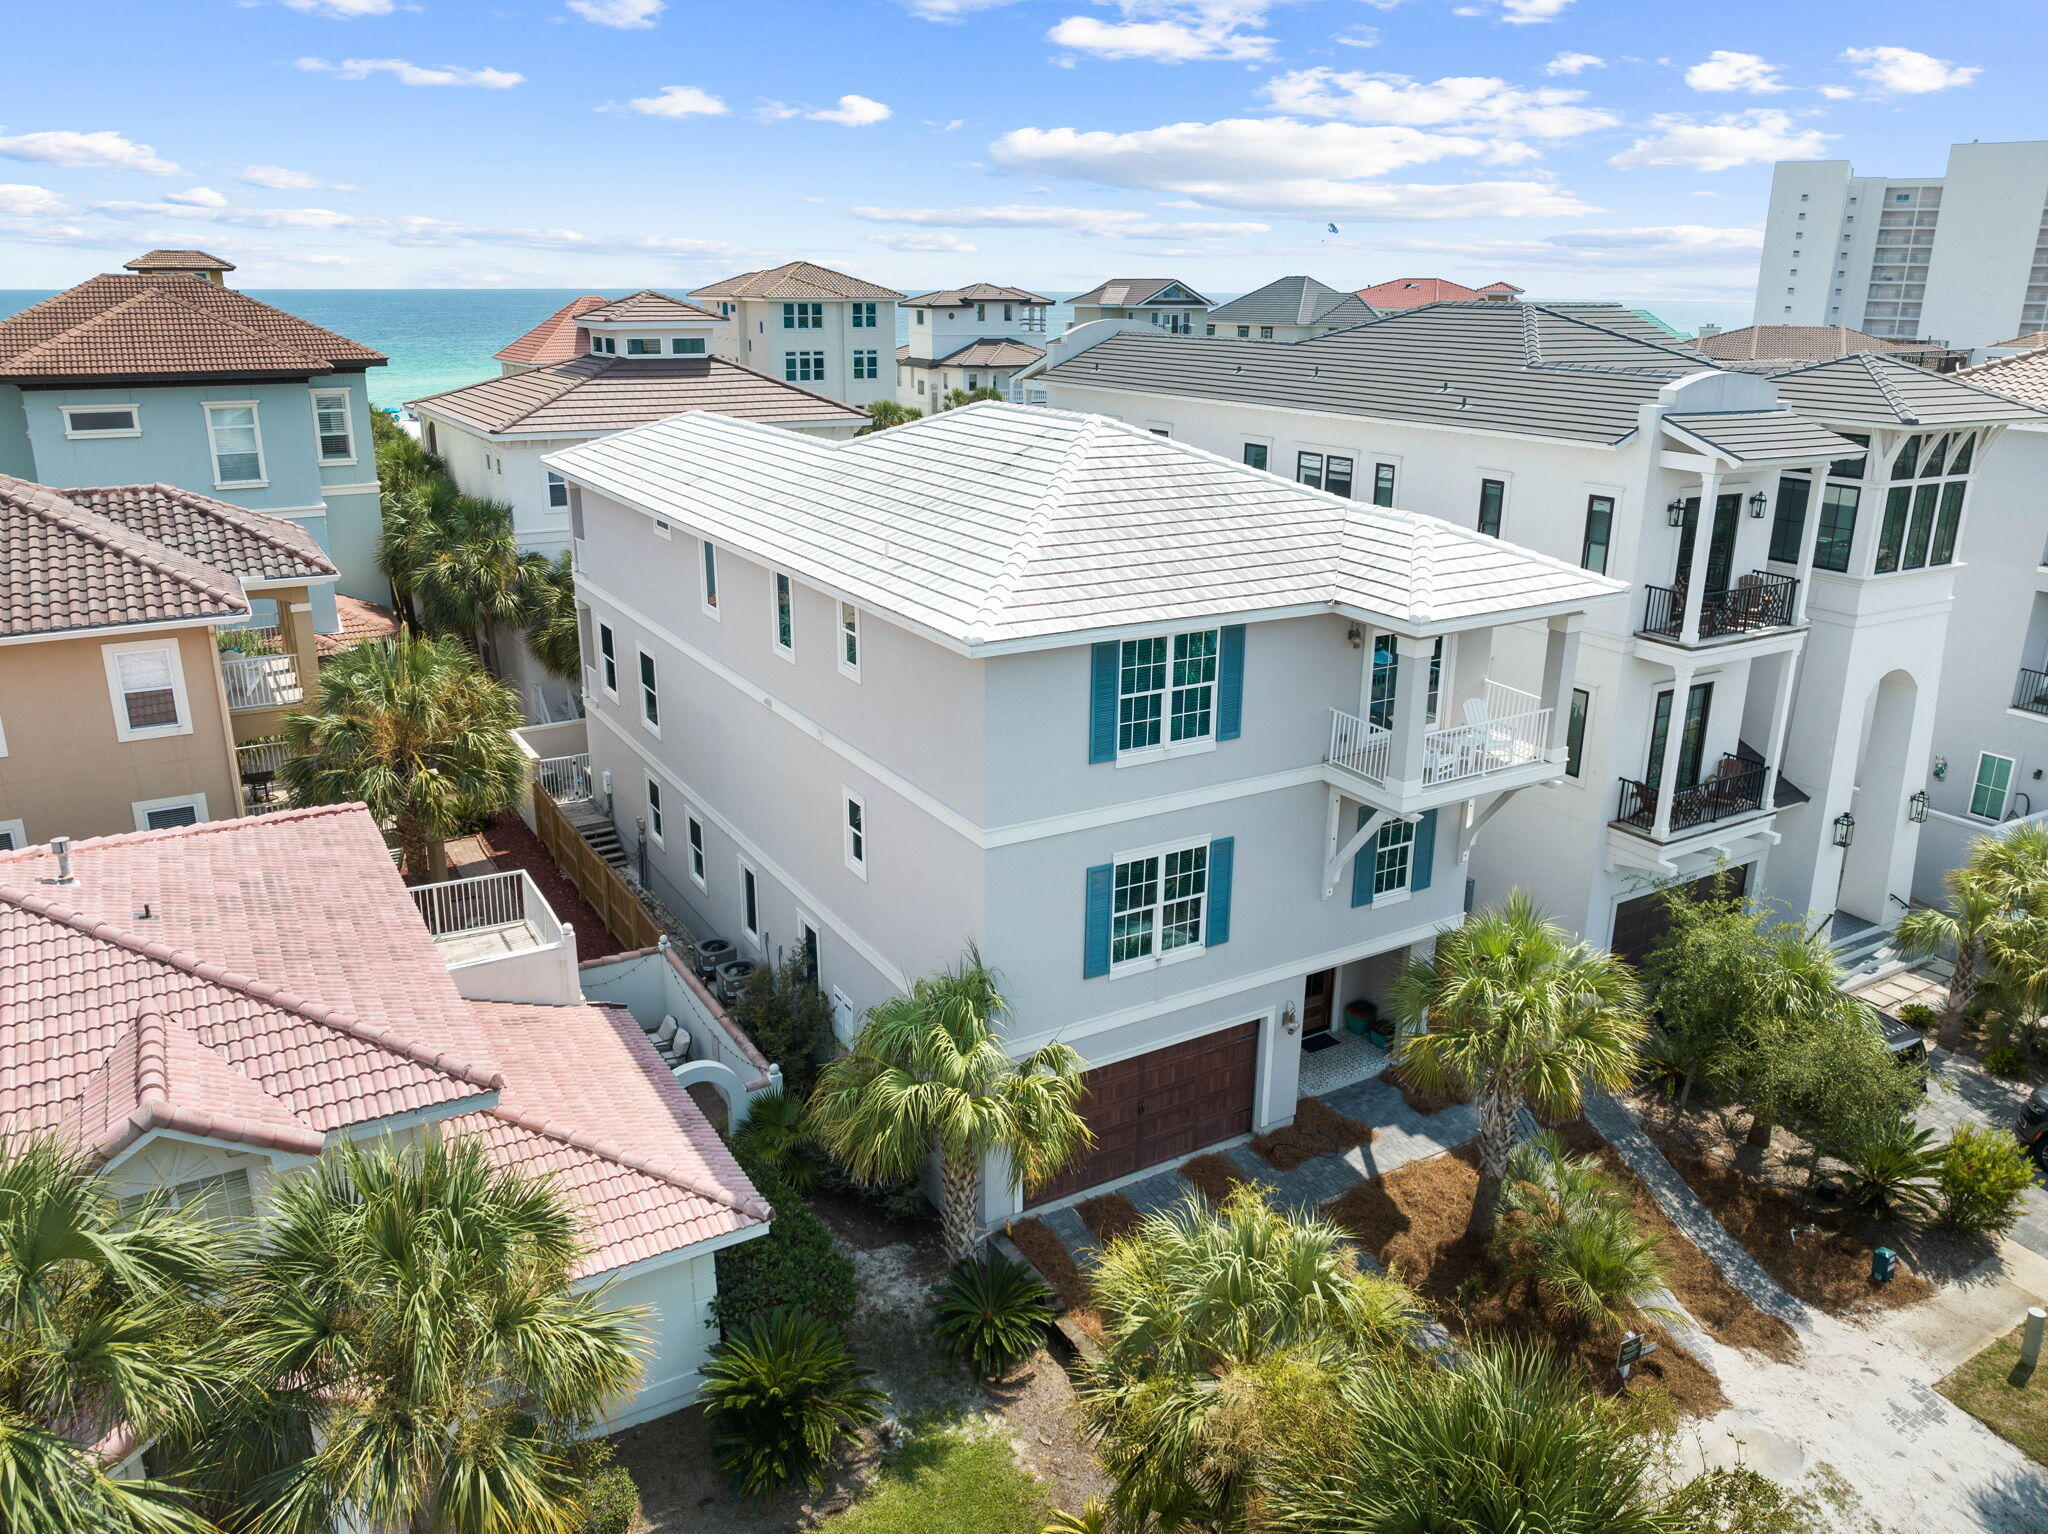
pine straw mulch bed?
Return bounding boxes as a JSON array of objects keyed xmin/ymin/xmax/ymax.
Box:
[
  {"xmin": 1387, "ymin": 1062, "xmax": 1471, "ymax": 1117},
  {"xmin": 1634, "ymin": 1103, "xmax": 1940, "ymax": 1318},
  {"xmin": 1007, "ymin": 1216, "xmax": 1107, "ymax": 1344},
  {"xmin": 1249, "ymin": 1097, "xmax": 1376, "ymax": 1172},
  {"xmin": 1077, "ymin": 1192, "xmax": 1145, "ymax": 1248},
  {"xmin": 1321, "ymin": 1142, "xmax": 1728, "ymax": 1418},
  {"xmin": 1180, "ymin": 1153, "xmax": 1258, "ymax": 1207}
]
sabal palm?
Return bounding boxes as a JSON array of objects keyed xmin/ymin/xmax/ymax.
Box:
[
  {"xmin": 806, "ymin": 954, "xmax": 1090, "ymax": 1263},
  {"xmin": 412, "ymin": 494, "xmax": 526, "ymax": 649},
  {"xmin": 517, "ymin": 550, "xmax": 581, "ymax": 682},
  {"xmin": 198, "ymin": 1136, "xmax": 645, "ymax": 1534},
  {"xmin": 0, "ymin": 1135, "xmax": 226, "ymax": 1534},
  {"xmin": 1495, "ymin": 1136, "xmax": 1676, "ymax": 1336},
  {"xmin": 1892, "ymin": 829, "xmax": 2046, "ymax": 1047},
  {"xmin": 280, "ymin": 630, "xmax": 528, "ymax": 880},
  {"xmin": 377, "ymin": 480, "xmax": 456, "ymax": 630},
  {"xmin": 1391, "ymin": 893, "xmax": 1646, "ymax": 1231}
]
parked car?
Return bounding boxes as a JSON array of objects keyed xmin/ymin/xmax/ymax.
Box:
[{"xmin": 2016, "ymin": 1085, "xmax": 2048, "ymax": 1166}]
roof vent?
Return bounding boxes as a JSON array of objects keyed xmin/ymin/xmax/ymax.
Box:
[
  {"xmin": 1438, "ymin": 381, "xmax": 1452, "ymax": 392},
  {"xmin": 48, "ymin": 836, "xmax": 74, "ymax": 884},
  {"xmin": 1311, "ymin": 365, "xmax": 1321, "ymax": 378},
  {"xmin": 1458, "ymin": 397, "xmax": 1472, "ymax": 410},
  {"xmin": 1233, "ymin": 364, "xmax": 1244, "ymax": 374}
]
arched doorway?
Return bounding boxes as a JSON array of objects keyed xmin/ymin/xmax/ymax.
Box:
[{"xmin": 1838, "ymin": 668, "xmax": 1919, "ymax": 925}]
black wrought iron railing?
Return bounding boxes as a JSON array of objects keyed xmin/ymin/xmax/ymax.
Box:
[
  {"xmin": 1640, "ymin": 572, "xmax": 1799, "ymax": 642},
  {"xmin": 2015, "ymin": 667, "xmax": 2048, "ymax": 718},
  {"xmin": 1614, "ymin": 755, "xmax": 1771, "ymax": 836}
]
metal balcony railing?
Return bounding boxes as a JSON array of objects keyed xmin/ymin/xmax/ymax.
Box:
[
  {"xmin": 411, "ymin": 868, "xmax": 564, "ymax": 953},
  {"xmin": 1640, "ymin": 572, "xmax": 1799, "ymax": 642},
  {"xmin": 533, "ymin": 752, "xmax": 592, "ymax": 803},
  {"xmin": 2014, "ymin": 667, "xmax": 2048, "ymax": 718},
  {"xmin": 1614, "ymin": 754, "xmax": 1771, "ymax": 836}
]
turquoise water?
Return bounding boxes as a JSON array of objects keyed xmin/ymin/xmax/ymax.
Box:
[{"xmin": 0, "ymin": 288, "xmax": 1751, "ymax": 411}]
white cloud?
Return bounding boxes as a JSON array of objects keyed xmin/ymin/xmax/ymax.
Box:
[
  {"xmin": 1819, "ymin": 84, "xmax": 1857, "ymax": 100},
  {"xmin": 282, "ymin": 0, "xmax": 397, "ymax": 15},
  {"xmin": 567, "ymin": 0, "xmax": 665, "ymax": 26},
  {"xmin": 295, "ymin": 57, "xmax": 524, "ymax": 88},
  {"xmin": 1840, "ymin": 46, "xmax": 1978, "ymax": 95},
  {"xmin": 1544, "ymin": 51, "xmax": 1602, "ymax": 76},
  {"xmin": 165, "ymin": 186, "xmax": 230, "ymax": 207},
  {"xmin": 621, "ymin": 85, "xmax": 728, "ymax": 118},
  {"xmin": 848, "ymin": 202, "xmax": 1268, "ymax": 237},
  {"xmin": 0, "ymin": 184, "xmax": 67, "ymax": 216},
  {"xmin": 806, "ymin": 94, "xmax": 892, "ymax": 126},
  {"xmin": 0, "ymin": 128, "xmax": 182, "ymax": 177},
  {"xmin": 1260, "ymin": 68, "xmax": 1618, "ymax": 139},
  {"xmin": 1336, "ymin": 28, "xmax": 1379, "ymax": 49},
  {"xmin": 898, "ymin": 0, "xmax": 1022, "ymax": 17},
  {"xmin": 1683, "ymin": 51, "xmax": 1785, "ymax": 93},
  {"xmin": 93, "ymin": 199, "xmax": 356, "ymax": 229},
  {"xmin": 1049, "ymin": 0, "xmax": 1275, "ymax": 63},
  {"xmin": 1494, "ymin": 0, "xmax": 1571, "ymax": 22},
  {"xmin": 987, "ymin": 119, "xmax": 1591, "ymax": 218},
  {"xmin": 1609, "ymin": 110, "xmax": 1832, "ymax": 172},
  {"xmin": 238, "ymin": 164, "xmax": 358, "ymax": 191},
  {"xmin": 867, "ymin": 230, "xmax": 980, "ymax": 252}
]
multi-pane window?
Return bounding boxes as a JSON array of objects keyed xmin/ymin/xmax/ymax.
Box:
[
  {"xmin": 687, "ymin": 815, "xmax": 706, "ymax": 886},
  {"xmin": 1566, "ymin": 689, "xmax": 1589, "ymax": 779},
  {"xmin": 844, "ymin": 793, "xmax": 866, "ymax": 874},
  {"xmin": 852, "ymin": 349, "xmax": 879, "ymax": 380},
  {"xmin": 1242, "ymin": 442, "xmax": 1269, "ymax": 470},
  {"xmin": 142, "ymin": 801, "xmax": 201, "ymax": 831},
  {"xmin": 111, "ymin": 647, "xmax": 182, "ymax": 734},
  {"xmin": 1297, "ymin": 452, "xmax": 1354, "ymax": 498},
  {"xmin": 1768, "ymin": 476, "xmax": 1807, "ymax": 564},
  {"xmin": 638, "ymin": 650, "xmax": 659, "ymax": 728},
  {"xmin": 1373, "ymin": 817, "xmax": 1417, "ymax": 895},
  {"xmin": 1117, "ymin": 629, "xmax": 1218, "ymax": 751},
  {"xmin": 1813, "ymin": 485, "xmax": 1860, "ymax": 573},
  {"xmin": 120, "ymin": 1170, "xmax": 253, "ymax": 1228},
  {"xmin": 1372, "ymin": 462, "xmax": 1397, "ymax": 507},
  {"xmin": 671, "ymin": 336, "xmax": 707, "ymax": 354},
  {"xmin": 1874, "ymin": 430, "xmax": 1973, "ymax": 574},
  {"xmin": 785, "ymin": 351, "xmax": 826, "ymax": 383},
  {"xmin": 850, "ymin": 302, "xmax": 878, "ymax": 328},
  {"xmin": 783, "ymin": 302, "xmax": 824, "ymax": 328},
  {"xmin": 647, "ymin": 779, "xmax": 664, "ymax": 842},
  {"xmin": 204, "ymin": 403, "xmax": 264, "ymax": 485},
  {"xmin": 626, "ymin": 338, "xmax": 661, "ymax": 355},
  {"xmin": 547, "ymin": 471, "xmax": 569, "ymax": 509},
  {"xmin": 312, "ymin": 390, "xmax": 353, "ymax": 461},
  {"xmin": 1111, "ymin": 844, "xmax": 1208, "ymax": 966},
  {"xmin": 1477, "ymin": 478, "xmax": 1505, "ymax": 538},
  {"xmin": 840, "ymin": 603, "xmax": 860, "ymax": 675},
  {"xmin": 701, "ymin": 542, "xmax": 719, "ymax": 610},
  {"xmin": 1971, "ymin": 752, "xmax": 2015, "ymax": 820},
  {"xmin": 1581, "ymin": 494, "xmax": 1614, "ymax": 573},
  {"xmin": 774, "ymin": 574, "xmax": 794, "ymax": 654},
  {"xmin": 598, "ymin": 624, "xmax": 617, "ymax": 693},
  {"xmin": 1368, "ymin": 636, "xmax": 1443, "ymax": 729}
]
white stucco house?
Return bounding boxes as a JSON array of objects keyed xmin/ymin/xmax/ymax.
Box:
[
  {"xmin": 689, "ymin": 261, "xmax": 905, "ymax": 411},
  {"xmin": 896, "ymin": 283, "xmax": 1052, "ymax": 409}
]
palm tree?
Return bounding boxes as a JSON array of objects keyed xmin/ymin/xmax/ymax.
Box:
[
  {"xmin": 518, "ymin": 550, "xmax": 581, "ymax": 681},
  {"xmin": 0, "ymin": 1134, "xmax": 226, "ymax": 1534},
  {"xmin": 412, "ymin": 494, "xmax": 527, "ymax": 653},
  {"xmin": 1391, "ymin": 893, "xmax": 1646, "ymax": 1233},
  {"xmin": 1493, "ymin": 1134, "xmax": 1677, "ymax": 1337},
  {"xmin": 858, "ymin": 400, "xmax": 922, "ymax": 434},
  {"xmin": 195, "ymin": 1136, "xmax": 646, "ymax": 1534},
  {"xmin": 377, "ymin": 479, "xmax": 455, "ymax": 630},
  {"xmin": 806, "ymin": 953, "xmax": 1090, "ymax": 1263},
  {"xmin": 280, "ymin": 630, "xmax": 528, "ymax": 880}
]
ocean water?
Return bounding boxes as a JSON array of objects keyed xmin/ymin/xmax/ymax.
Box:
[{"xmin": 0, "ymin": 288, "xmax": 1752, "ymax": 410}]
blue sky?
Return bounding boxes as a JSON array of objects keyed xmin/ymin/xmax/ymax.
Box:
[{"xmin": 0, "ymin": 0, "xmax": 2032, "ymax": 299}]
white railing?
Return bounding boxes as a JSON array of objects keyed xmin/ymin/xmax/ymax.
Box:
[
  {"xmin": 221, "ymin": 653, "xmax": 304, "ymax": 711},
  {"xmin": 235, "ymin": 740, "xmax": 297, "ymax": 815},
  {"xmin": 1484, "ymin": 678, "xmax": 1541, "ymax": 719},
  {"xmin": 1328, "ymin": 708, "xmax": 1393, "ymax": 781},
  {"xmin": 410, "ymin": 868, "xmax": 564, "ymax": 949},
  {"xmin": 1327, "ymin": 695, "xmax": 1553, "ymax": 789},
  {"xmin": 534, "ymin": 752, "xmax": 592, "ymax": 803}
]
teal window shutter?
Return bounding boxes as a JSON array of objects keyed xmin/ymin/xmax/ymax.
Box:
[
  {"xmin": 1350, "ymin": 806, "xmax": 1375, "ymax": 908},
  {"xmin": 1205, "ymin": 837, "xmax": 1234, "ymax": 945},
  {"xmin": 1084, "ymin": 863, "xmax": 1114, "ymax": 977},
  {"xmin": 1216, "ymin": 625, "xmax": 1245, "ymax": 741},
  {"xmin": 1412, "ymin": 809, "xmax": 1437, "ymax": 892},
  {"xmin": 1089, "ymin": 642, "xmax": 1119, "ymax": 763}
]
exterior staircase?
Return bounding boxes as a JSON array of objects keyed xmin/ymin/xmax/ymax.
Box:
[
  {"xmin": 1827, "ymin": 910, "xmax": 1904, "ymax": 982},
  {"xmin": 561, "ymin": 798, "xmax": 629, "ymax": 870}
]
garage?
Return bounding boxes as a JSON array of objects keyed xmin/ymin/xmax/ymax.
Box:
[
  {"xmin": 1609, "ymin": 863, "xmax": 1751, "ymax": 969},
  {"xmin": 1027, "ymin": 1020, "xmax": 1260, "ymax": 1207}
]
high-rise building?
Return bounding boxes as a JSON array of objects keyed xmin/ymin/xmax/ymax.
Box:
[{"xmin": 1754, "ymin": 140, "xmax": 2048, "ymax": 354}]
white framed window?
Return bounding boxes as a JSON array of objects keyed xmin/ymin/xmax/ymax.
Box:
[
  {"xmin": 203, "ymin": 402, "xmax": 267, "ymax": 487},
  {"xmin": 0, "ymin": 818, "xmax": 25, "ymax": 851},
  {"xmin": 784, "ymin": 351, "xmax": 826, "ymax": 383},
  {"xmin": 637, "ymin": 647, "xmax": 660, "ymax": 734},
  {"xmin": 311, "ymin": 389, "xmax": 355, "ymax": 463},
  {"xmin": 686, "ymin": 814, "xmax": 707, "ymax": 889},
  {"xmin": 651, "ymin": 517, "xmax": 672, "ymax": 540},
  {"xmin": 103, "ymin": 640, "xmax": 191, "ymax": 741},
  {"xmin": 647, "ymin": 779, "xmax": 665, "ymax": 844},
  {"xmin": 740, "ymin": 860, "xmax": 761, "ymax": 940},
  {"xmin": 1118, "ymin": 628, "xmax": 1219, "ymax": 755},
  {"xmin": 783, "ymin": 302, "xmax": 824, "ymax": 329},
  {"xmin": 701, "ymin": 541, "xmax": 720, "ymax": 617},
  {"xmin": 1110, "ymin": 839, "xmax": 1209, "ymax": 970},
  {"xmin": 852, "ymin": 349, "xmax": 879, "ymax": 381},
  {"xmin": 671, "ymin": 336, "xmax": 707, "ymax": 355},
  {"xmin": 547, "ymin": 471, "xmax": 569, "ymax": 510},
  {"xmin": 120, "ymin": 1169, "xmax": 254, "ymax": 1227},
  {"xmin": 597, "ymin": 623, "xmax": 618, "ymax": 696},
  {"xmin": 839, "ymin": 602, "xmax": 860, "ymax": 679},
  {"xmin": 1970, "ymin": 752, "xmax": 2016, "ymax": 821},
  {"xmin": 1373, "ymin": 817, "xmax": 1417, "ymax": 898},
  {"xmin": 772, "ymin": 573, "xmax": 795, "ymax": 659},
  {"xmin": 626, "ymin": 337, "xmax": 661, "ymax": 355},
  {"xmin": 60, "ymin": 403, "xmax": 140, "ymax": 438},
  {"xmin": 843, "ymin": 790, "xmax": 867, "ymax": 878},
  {"xmin": 851, "ymin": 302, "xmax": 878, "ymax": 328},
  {"xmin": 132, "ymin": 793, "xmax": 206, "ymax": 832}
]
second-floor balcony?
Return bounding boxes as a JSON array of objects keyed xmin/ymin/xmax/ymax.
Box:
[
  {"xmin": 410, "ymin": 867, "xmax": 579, "ymax": 1004},
  {"xmin": 1640, "ymin": 572, "xmax": 1799, "ymax": 646},
  {"xmin": 2014, "ymin": 667, "xmax": 2048, "ymax": 718},
  {"xmin": 1613, "ymin": 753, "xmax": 1771, "ymax": 838},
  {"xmin": 1327, "ymin": 680, "xmax": 1555, "ymax": 806},
  {"xmin": 221, "ymin": 652, "xmax": 305, "ymax": 712}
]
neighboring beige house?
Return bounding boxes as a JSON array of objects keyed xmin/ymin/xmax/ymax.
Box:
[
  {"xmin": 689, "ymin": 261, "xmax": 905, "ymax": 409},
  {"xmin": 1693, "ymin": 324, "xmax": 1967, "ymax": 374},
  {"xmin": 0, "ymin": 474, "xmax": 336, "ymax": 847}
]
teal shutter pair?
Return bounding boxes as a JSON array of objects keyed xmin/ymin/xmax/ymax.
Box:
[
  {"xmin": 1088, "ymin": 625, "xmax": 1245, "ymax": 763},
  {"xmin": 1350, "ymin": 808, "xmax": 1437, "ymax": 907},
  {"xmin": 1083, "ymin": 837, "xmax": 1234, "ymax": 978}
]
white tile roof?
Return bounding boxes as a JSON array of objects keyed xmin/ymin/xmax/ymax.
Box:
[{"xmin": 546, "ymin": 401, "xmax": 1627, "ymax": 647}]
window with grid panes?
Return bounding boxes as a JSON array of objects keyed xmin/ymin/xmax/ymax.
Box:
[
  {"xmin": 784, "ymin": 351, "xmax": 826, "ymax": 382},
  {"xmin": 1117, "ymin": 630, "xmax": 1218, "ymax": 751},
  {"xmin": 783, "ymin": 303, "xmax": 823, "ymax": 328},
  {"xmin": 851, "ymin": 302, "xmax": 878, "ymax": 328},
  {"xmin": 1374, "ymin": 818, "xmax": 1417, "ymax": 895},
  {"xmin": 1111, "ymin": 844, "xmax": 1207, "ymax": 966},
  {"xmin": 852, "ymin": 349, "xmax": 879, "ymax": 380}
]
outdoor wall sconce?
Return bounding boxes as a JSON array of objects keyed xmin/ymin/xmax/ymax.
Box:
[
  {"xmin": 1347, "ymin": 624, "xmax": 1364, "ymax": 650},
  {"xmin": 1281, "ymin": 1002, "xmax": 1301, "ymax": 1036},
  {"xmin": 1932, "ymin": 755, "xmax": 1948, "ymax": 781},
  {"xmin": 1748, "ymin": 490, "xmax": 1770, "ymax": 518},
  {"xmin": 1832, "ymin": 812, "xmax": 1856, "ymax": 848},
  {"xmin": 1908, "ymin": 791, "xmax": 1930, "ymax": 823},
  {"xmin": 1666, "ymin": 497, "xmax": 1688, "ymax": 527}
]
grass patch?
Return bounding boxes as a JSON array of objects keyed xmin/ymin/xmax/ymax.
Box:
[
  {"xmin": 824, "ymin": 1424, "xmax": 1049, "ymax": 1534},
  {"xmin": 1939, "ymin": 1325, "xmax": 2048, "ymax": 1465},
  {"xmin": 1249, "ymin": 1097, "xmax": 1375, "ymax": 1172}
]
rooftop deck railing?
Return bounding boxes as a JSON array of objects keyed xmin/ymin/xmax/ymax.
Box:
[{"xmin": 410, "ymin": 868, "xmax": 564, "ymax": 951}]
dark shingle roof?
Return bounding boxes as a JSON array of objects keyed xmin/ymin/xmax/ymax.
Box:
[
  {"xmin": 904, "ymin": 283, "xmax": 1053, "ymax": 309},
  {"xmin": 1662, "ymin": 411, "xmax": 1857, "ymax": 464},
  {"xmin": 1764, "ymin": 353, "xmax": 2046, "ymax": 428},
  {"xmin": 408, "ymin": 355, "xmax": 865, "ymax": 436},
  {"xmin": 1206, "ymin": 276, "xmax": 1375, "ymax": 330}
]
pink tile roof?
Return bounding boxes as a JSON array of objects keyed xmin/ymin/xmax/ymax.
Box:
[
  {"xmin": 1356, "ymin": 276, "xmax": 1514, "ymax": 308},
  {"xmin": 494, "ymin": 295, "xmax": 609, "ymax": 367},
  {"xmin": 314, "ymin": 595, "xmax": 400, "ymax": 658},
  {"xmin": 1960, "ymin": 344, "xmax": 2048, "ymax": 407},
  {"xmin": 0, "ymin": 806, "xmax": 766, "ymax": 1272}
]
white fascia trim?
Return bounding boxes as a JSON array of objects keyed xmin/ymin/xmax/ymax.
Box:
[
  {"xmin": 572, "ymin": 1219, "xmax": 772, "ymax": 1292},
  {"xmin": 244, "ymin": 574, "xmax": 339, "ymax": 593},
  {"xmin": 586, "ymin": 708, "xmax": 913, "ymax": 992},
  {"xmin": 240, "ymin": 505, "xmax": 331, "ymax": 520},
  {"xmin": 0, "ymin": 614, "xmax": 241, "ymax": 649},
  {"xmin": 98, "ymin": 1125, "xmax": 317, "ymax": 1179},
  {"xmin": 320, "ymin": 482, "xmax": 382, "ymax": 495},
  {"xmin": 1002, "ymin": 907, "xmax": 1462, "ymax": 1056}
]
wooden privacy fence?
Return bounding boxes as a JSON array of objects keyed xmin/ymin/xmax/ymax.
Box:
[{"xmin": 532, "ymin": 790, "xmax": 664, "ymax": 950}]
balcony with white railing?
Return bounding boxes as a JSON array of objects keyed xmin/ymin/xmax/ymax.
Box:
[
  {"xmin": 221, "ymin": 653, "xmax": 305, "ymax": 713},
  {"xmin": 411, "ymin": 868, "xmax": 579, "ymax": 1004},
  {"xmin": 236, "ymin": 740, "xmax": 298, "ymax": 816},
  {"xmin": 1325, "ymin": 679, "xmax": 1558, "ymax": 810}
]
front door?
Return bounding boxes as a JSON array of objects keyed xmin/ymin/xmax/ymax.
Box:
[
  {"xmin": 1676, "ymin": 493, "xmax": 1743, "ymax": 595},
  {"xmin": 1302, "ymin": 969, "xmax": 1336, "ymax": 1036}
]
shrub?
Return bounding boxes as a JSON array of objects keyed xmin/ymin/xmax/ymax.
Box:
[
  {"xmin": 933, "ymin": 1256, "xmax": 1054, "ymax": 1377},
  {"xmin": 732, "ymin": 956, "xmax": 836, "ymax": 1098},
  {"xmin": 714, "ymin": 1151, "xmax": 858, "ymax": 1330},
  {"xmin": 1985, "ymin": 1040, "xmax": 2031, "ymax": 1079},
  {"xmin": 815, "ymin": 1158, "xmax": 933, "ymax": 1223},
  {"xmin": 1660, "ymin": 1465, "xmax": 1826, "ymax": 1532},
  {"xmin": 1937, "ymin": 1123, "xmax": 2037, "ymax": 1235},
  {"xmin": 1836, "ymin": 1124, "xmax": 1941, "ymax": 1220},
  {"xmin": 1492, "ymin": 1135, "xmax": 1675, "ymax": 1337},
  {"xmin": 1895, "ymin": 1003, "xmax": 1939, "ymax": 1032},
  {"xmin": 571, "ymin": 1464, "xmax": 637, "ymax": 1534},
  {"xmin": 732, "ymin": 1089, "xmax": 820, "ymax": 1194},
  {"xmin": 702, "ymin": 1308, "xmax": 884, "ymax": 1499}
]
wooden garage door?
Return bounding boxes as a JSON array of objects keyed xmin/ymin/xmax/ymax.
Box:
[
  {"xmin": 1027, "ymin": 1021, "xmax": 1259, "ymax": 1207},
  {"xmin": 1610, "ymin": 863, "xmax": 1749, "ymax": 970}
]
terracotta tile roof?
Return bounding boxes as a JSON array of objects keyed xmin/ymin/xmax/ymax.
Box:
[
  {"xmin": 578, "ymin": 289, "xmax": 726, "ymax": 325},
  {"xmin": 493, "ymin": 296, "xmax": 609, "ymax": 367},
  {"xmin": 124, "ymin": 249, "xmax": 235, "ymax": 273},
  {"xmin": 0, "ymin": 273, "xmax": 385, "ymax": 384},
  {"xmin": 1959, "ymin": 344, "xmax": 2048, "ymax": 408},
  {"xmin": 315, "ymin": 595, "xmax": 401, "ymax": 658},
  {"xmin": 0, "ymin": 474, "xmax": 251, "ymax": 637},
  {"xmin": 1988, "ymin": 331, "xmax": 2048, "ymax": 351},
  {"xmin": 904, "ymin": 283, "xmax": 1054, "ymax": 309},
  {"xmin": 408, "ymin": 355, "xmax": 865, "ymax": 437},
  {"xmin": 689, "ymin": 260, "xmax": 904, "ymax": 302},
  {"xmin": 0, "ymin": 807, "xmax": 766, "ymax": 1273},
  {"xmin": 1354, "ymin": 276, "xmax": 1514, "ymax": 308},
  {"xmin": 63, "ymin": 483, "xmax": 336, "ymax": 585},
  {"xmin": 1694, "ymin": 324, "xmax": 1963, "ymax": 363}
]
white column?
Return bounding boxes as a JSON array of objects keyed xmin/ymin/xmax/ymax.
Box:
[
  {"xmin": 1650, "ymin": 663, "xmax": 1696, "ymax": 840},
  {"xmin": 1390, "ymin": 632, "xmax": 1435, "ymax": 795},
  {"xmin": 1539, "ymin": 613, "xmax": 1583, "ymax": 759},
  {"xmin": 1677, "ymin": 471, "xmax": 1720, "ymax": 646},
  {"xmin": 1760, "ymin": 649, "xmax": 1803, "ymax": 811},
  {"xmin": 1792, "ymin": 460, "xmax": 1828, "ymax": 624}
]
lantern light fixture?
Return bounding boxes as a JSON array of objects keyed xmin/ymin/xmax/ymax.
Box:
[
  {"xmin": 1666, "ymin": 497, "xmax": 1688, "ymax": 527},
  {"xmin": 1832, "ymin": 812, "xmax": 1856, "ymax": 848},
  {"xmin": 1749, "ymin": 490, "xmax": 1770, "ymax": 518},
  {"xmin": 1908, "ymin": 790, "xmax": 1930, "ymax": 823}
]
